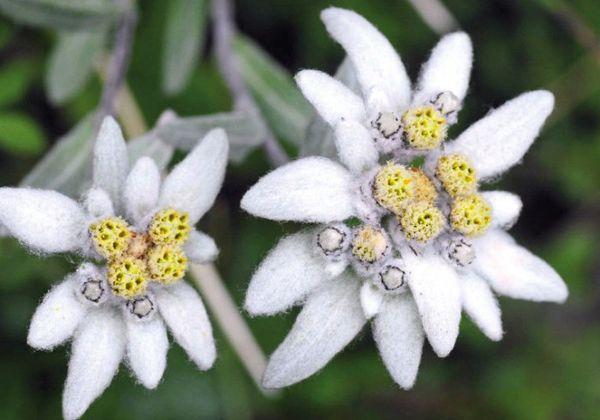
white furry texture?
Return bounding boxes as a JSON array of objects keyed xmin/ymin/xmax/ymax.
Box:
[
  {"xmin": 126, "ymin": 316, "xmax": 169, "ymax": 389},
  {"xmin": 460, "ymin": 271, "xmax": 503, "ymax": 341},
  {"xmin": 405, "ymin": 250, "xmax": 461, "ymax": 357},
  {"xmin": 446, "ymin": 91, "xmax": 554, "ymax": 180},
  {"xmin": 93, "ymin": 117, "xmax": 129, "ymax": 211},
  {"xmin": 245, "ymin": 231, "xmax": 327, "ymax": 316},
  {"xmin": 63, "ymin": 308, "xmax": 126, "ymax": 420},
  {"xmin": 473, "ymin": 229, "xmax": 568, "ymax": 302},
  {"xmin": 334, "ymin": 120, "xmax": 379, "ymax": 174},
  {"xmin": 262, "ymin": 274, "xmax": 366, "ymax": 388},
  {"xmin": 413, "ymin": 32, "xmax": 473, "ymax": 105},
  {"xmin": 483, "ymin": 191, "xmax": 522, "ymax": 230},
  {"xmin": 0, "ymin": 188, "xmax": 86, "ymax": 254},
  {"xmin": 372, "ymin": 294, "xmax": 424, "ymax": 389},
  {"xmin": 27, "ymin": 275, "xmax": 86, "ymax": 350},
  {"xmin": 321, "ymin": 7, "xmax": 411, "ymax": 111},
  {"xmin": 241, "ymin": 157, "xmax": 355, "ymax": 223},
  {"xmin": 296, "ymin": 70, "xmax": 366, "ymax": 126},
  {"xmin": 184, "ymin": 230, "xmax": 219, "ymax": 264},
  {"xmin": 359, "ymin": 282, "xmax": 384, "ymax": 319},
  {"xmin": 159, "ymin": 128, "xmax": 229, "ymax": 224},
  {"xmin": 123, "ymin": 157, "xmax": 161, "ymax": 226},
  {"xmin": 83, "ymin": 188, "xmax": 114, "ymax": 219},
  {"xmin": 155, "ymin": 282, "xmax": 216, "ymax": 370}
]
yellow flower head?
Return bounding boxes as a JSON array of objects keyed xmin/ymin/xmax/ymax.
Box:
[
  {"xmin": 399, "ymin": 202, "xmax": 444, "ymax": 242},
  {"xmin": 147, "ymin": 245, "xmax": 188, "ymax": 285},
  {"xmin": 89, "ymin": 217, "xmax": 132, "ymax": 259},
  {"xmin": 372, "ymin": 162, "xmax": 414, "ymax": 215},
  {"xmin": 401, "ymin": 105, "xmax": 447, "ymax": 150},
  {"xmin": 450, "ymin": 194, "xmax": 492, "ymax": 236},
  {"xmin": 409, "ymin": 167, "xmax": 438, "ymax": 204},
  {"xmin": 436, "ymin": 154, "xmax": 478, "ymax": 197},
  {"xmin": 107, "ymin": 256, "xmax": 147, "ymax": 299},
  {"xmin": 351, "ymin": 226, "xmax": 388, "ymax": 264},
  {"xmin": 149, "ymin": 208, "xmax": 191, "ymax": 246}
]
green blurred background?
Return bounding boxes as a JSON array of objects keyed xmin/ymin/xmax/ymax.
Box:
[{"xmin": 0, "ymin": 0, "xmax": 598, "ymax": 418}]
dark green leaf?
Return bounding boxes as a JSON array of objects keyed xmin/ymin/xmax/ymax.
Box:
[{"xmin": 0, "ymin": 112, "xmax": 45, "ymax": 155}]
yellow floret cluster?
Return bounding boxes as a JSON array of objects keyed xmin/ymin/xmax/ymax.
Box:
[
  {"xmin": 351, "ymin": 226, "xmax": 388, "ymax": 263},
  {"xmin": 399, "ymin": 202, "xmax": 445, "ymax": 242},
  {"xmin": 435, "ymin": 154, "xmax": 478, "ymax": 197},
  {"xmin": 401, "ymin": 105, "xmax": 447, "ymax": 150},
  {"xmin": 409, "ymin": 168, "xmax": 438, "ymax": 204},
  {"xmin": 89, "ymin": 208, "xmax": 191, "ymax": 299},
  {"xmin": 372, "ymin": 162, "xmax": 414, "ymax": 214},
  {"xmin": 450, "ymin": 194, "xmax": 492, "ymax": 236}
]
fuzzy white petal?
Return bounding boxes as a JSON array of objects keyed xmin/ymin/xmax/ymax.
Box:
[
  {"xmin": 360, "ymin": 282, "xmax": 384, "ymax": 319},
  {"xmin": 245, "ymin": 230, "xmax": 327, "ymax": 316},
  {"xmin": 473, "ymin": 229, "xmax": 568, "ymax": 302},
  {"xmin": 446, "ymin": 91, "xmax": 554, "ymax": 180},
  {"xmin": 155, "ymin": 282, "xmax": 216, "ymax": 370},
  {"xmin": 372, "ymin": 294, "xmax": 424, "ymax": 389},
  {"xmin": 241, "ymin": 157, "xmax": 355, "ymax": 223},
  {"xmin": 83, "ymin": 188, "xmax": 114, "ymax": 219},
  {"xmin": 413, "ymin": 32, "xmax": 473, "ymax": 104},
  {"xmin": 296, "ymin": 70, "xmax": 366, "ymax": 126},
  {"xmin": 184, "ymin": 230, "xmax": 219, "ymax": 264},
  {"xmin": 0, "ymin": 188, "xmax": 86, "ymax": 254},
  {"xmin": 405, "ymin": 251, "xmax": 461, "ymax": 357},
  {"xmin": 123, "ymin": 157, "xmax": 161, "ymax": 226},
  {"xmin": 262, "ymin": 274, "xmax": 366, "ymax": 388},
  {"xmin": 159, "ymin": 128, "xmax": 229, "ymax": 224},
  {"xmin": 93, "ymin": 116, "xmax": 129, "ymax": 210},
  {"xmin": 321, "ymin": 7, "xmax": 411, "ymax": 111},
  {"xmin": 460, "ymin": 271, "xmax": 503, "ymax": 341},
  {"xmin": 27, "ymin": 275, "xmax": 86, "ymax": 350},
  {"xmin": 334, "ymin": 120, "xmax": 379, "ymax": 174},
  {"xmin": 63, "ymin": 308, "xmax": 126, "ymax": 420},
  {"xmin": 126, "ymin": 316, "xmax": 169, "ymax": 389},
  {"xmin": 483, "ymin": 191, "xmax": 522, "ymax": 230}
]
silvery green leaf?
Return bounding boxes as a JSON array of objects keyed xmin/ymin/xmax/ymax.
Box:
[
  {"xmin": 21, "ymin": 114, "xmax": 94, "ymax": 198},
  {"xmin": 46, "ymin": 31, "xmax": 106, "ymax": 104},
  {"xmin": 162, "ymin": 0, "xmax": 207, "ymax": 95},
  {"xmin": 128, "ymin": 131, "xmax": 174, "ymax": 170},
  {"xmin": 157, "ymin": 111, "xmax": 266, "ymax": 163},
  {"xmin": 301, "ymin": 58, "xmax": 360, "ymax": 159},
  {"xmin": 233, "ymin": 35, "xmax": 312, "ymax": 147},
  {"xmin": 0, "ymin": 0, "xmax": 121, "ymax": 31}
]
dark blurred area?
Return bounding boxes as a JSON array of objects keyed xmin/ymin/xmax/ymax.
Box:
[{"xmin": 0, "ymin": 0, "xmax": 598, "ymax": 418}]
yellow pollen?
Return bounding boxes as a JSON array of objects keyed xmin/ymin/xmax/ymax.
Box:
[
  {"xmin": 372, "ymin": 162, "xmax": 414, "ymax": 215},
  {"xmin": 89, "ymin": 217, "xmax": 132, "ymax": 259},
  {"xmin": 351, "ymin": 226, "xmax": 388, "ymax": 263},
  {"xmin": 399, "ymin": 202, "xmax": 444, "ymax": 242},
  {"xmin": 450, "ymin": 194, "xmax": 492, "ymax": 236},
  {"xmin": 409, "ymin": 167, "xmax": 438, "ymax": 204},
  {"xmin": 147, "ymin": 245, "xmax": 188, "ymax": 285},
  {"xmin": 436, "ymin": 154, "xmax": 478, "ymax": 197},
  {"xmin": 149, "ymin": 208, "xmax": 191, "ymax": 246},
  {"xmin": 401, "ymin": 105, "xmax": 447, "ymax": 150},
  {"xmin": 107, "ymin": 256, "xmax": 147, "ymax": 299}
]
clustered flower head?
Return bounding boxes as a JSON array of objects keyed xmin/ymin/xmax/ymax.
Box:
[
  {"xmin": 242, "ymin": 7, "xmax": 568, "ymax": 390},
  {"xmin": 0, "ymin": 117, "xmax": 229, "ymax": 419}
]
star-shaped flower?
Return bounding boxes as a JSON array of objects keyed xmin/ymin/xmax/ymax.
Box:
[
  {"xmin": 242, "ymin": 8, "xmax": 568, "ymax": 390},
  {"xmin": 0, "ymin": 117, "xmax": 229, "ymax": 419}
]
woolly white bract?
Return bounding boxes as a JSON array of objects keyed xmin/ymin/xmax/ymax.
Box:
[
  {"xmin": 0, "ymin": 117, "xmax": 228, "ymax": 419},
  {"xmin": 242, "ymin": 7, "xmax": 567, "ymax": 390}
]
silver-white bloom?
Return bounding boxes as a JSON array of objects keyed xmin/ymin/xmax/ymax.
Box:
[{"xmin": 0, "ymin": 117, "xmax": 229, "ymax": 419}]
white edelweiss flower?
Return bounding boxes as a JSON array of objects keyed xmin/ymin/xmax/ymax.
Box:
[
  {"xmin": 0, "ymin": 117, "xmax": 229, "ymax": 420},
  {"xmin": 295, "ymin": 7, "xmax": 472, "ymax": 155}
]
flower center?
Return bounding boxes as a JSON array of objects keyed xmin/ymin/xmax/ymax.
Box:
[
  {"xmin": 450, "ymin": 194, "xmax": 492, "ymax": 236},
  {"xmin": 401, "ymin": 105, "xmax": 447, "ymax": 150},
  {"xmin": 398, "ymin": 202, "xmax": 444, "ymax": 242},
  {"xmin": 372, "ymin": 162, "xmax": 414, "ymax": 214},
  {"xmin": 149, "ymin": 208, "xmax": 191, "ymax": 245},
  {"xmin": 436, "ymin": 154, "xmax": 478, "ymax": 197},
  {"xmin": 89, "ymin": 217, "xmax": 131, "ymax": 259},
  {"xmin": 147, "ymin": 245, "xmax": 188, "ymax": 285},
  {"xmin": 409, "ymin": 167, "xmax": 438, "ymax": 204},
  {"xmin": 351, "ymin": 226, "xmax": 388, "ymax": 264},
  {"xmin": 108, "ymin": 256, "xmax": 147, "ymax": 299}
]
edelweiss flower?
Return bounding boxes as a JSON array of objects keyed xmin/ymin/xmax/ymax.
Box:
[
  {"xmin": 0, "ymin": 117, "xmax": 229, "ymax": 419},
  {"xmin": 242, "ymin": 8, "xmax": 568, "ymax": 390},
  {"xmin": 296, "ymin": 7, "xmax": 472, "ymax": 157}
]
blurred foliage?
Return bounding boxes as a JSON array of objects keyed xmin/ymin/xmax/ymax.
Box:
[{"xmin": 0, "ymin": 0, "xmax": 598, "ymax": 419}]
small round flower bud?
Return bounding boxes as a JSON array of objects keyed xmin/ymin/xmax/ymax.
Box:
[
  {"xmin": 317, "ymin": 225, "xmax": 349, "ymax": 256},
  {"xmin": 80, "ymin": 280, "xmax": 105, "ymax": 304},
  {"xmin": 399, "ymin": 202, "xmax": 444, "ymax": 242},
  {"xmin": 147, "ymin": 245, "xmax": 188, "ymax": 285},
  {"xmin": 126, "ymin": 295, "xmax": 156, "ymax": 321},
  {"xmin": 372, "ymin": 162, "xmax": 414, "ymax": 215},
  {"xmin": 351, "ymin": 226, "xmax": 389, "ymax": 264},
  {"xmin": 401, "ymin": 105, "xmax": 447, "ymax": 150},
  {"xmin": 430, "ymin": 91, "xmax": 461, "ymax": 117},
  {"xmin": 89, "ymin": 217, "xmax": 132, "ymax": 259},
  {"xmin": 108, "ymin": 256, "xmax": 148, "ymax": 299},
  {"xmin": 436, "ymin": 154, "xmax": 478, "ymax": 197},
  {"xmin": 409, "ymin": 167, "xmax": 438, "ymax": 204},
  {"xmin": 377, "ymin": 263, "xmax": 408, "ymax": 293},
  {"xmin": 450, "ymin": 194, "xmax": 492, "ymax": 236},
  {"xmin": 445, "ymin": 237, "xmax": 475, "ymax": 267},
  {"xmin": 149, "ymin": 208, "xmax": 191, "ymax": 246},
  {"xmin": 373, "ymin": 112, "xmax": 401, "ymax": 138}
]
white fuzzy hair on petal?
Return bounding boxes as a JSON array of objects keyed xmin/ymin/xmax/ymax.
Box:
[
  {"xmin": 125, "ymin": 315, "xmax": 169, "ymax": 389},
  {"xmin": 460, "ymin": 271, "xmax": 503, "ymax": 341},
  {"xmin": 482, "ymin": 191, "xmax": 523, "ymax": 230},
  {"xmin": 184, "ymin": 230, "xmax": 219, "ymax": 264},
  {"xmin": 334, "ymin": 120, "xmax": 379, "ymax": 174},
  {"xmin": 123, "ymin": 157, "xmax": 161, "ymax": 226}
]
